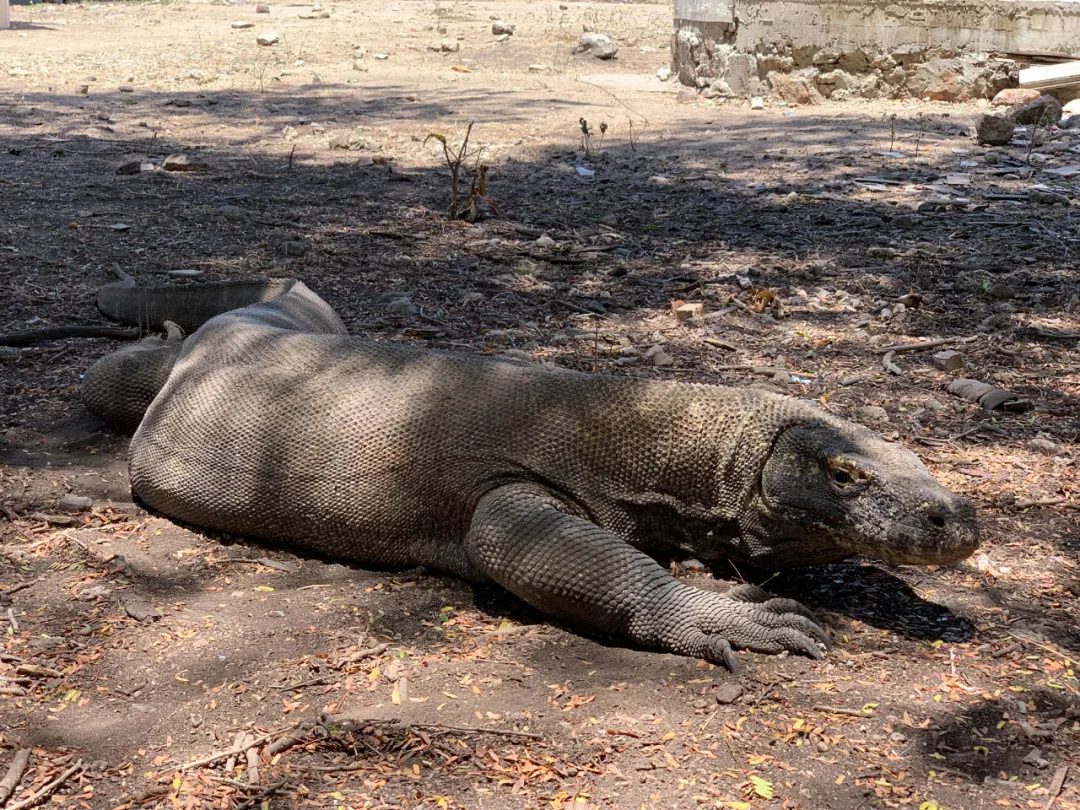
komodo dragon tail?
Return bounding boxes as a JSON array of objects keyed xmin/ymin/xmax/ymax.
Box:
[
  {"xmin": 97, "ymin": 267, "xmax": 300, "ymax": 333},
  {"xmin": 85, "ymin": 270, "xmax": 304, "ymax": 432}
]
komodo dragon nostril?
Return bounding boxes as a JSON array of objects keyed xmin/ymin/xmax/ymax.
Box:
[{"xmin": 927, "ymin": 512, "xmax": 946, "ymax": 529}]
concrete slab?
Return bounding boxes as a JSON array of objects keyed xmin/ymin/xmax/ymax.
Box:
[{"xmin": 672, "ymin": 0, "xmax": 1080, "ymax": 100}]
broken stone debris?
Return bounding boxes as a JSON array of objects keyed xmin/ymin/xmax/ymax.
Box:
[
  {"xmin": 991, "ymin": 88, "xmax": 1041, "ymax": 106},
  {"xmin": 976, "ymin": 114, "xmax": 1015, "ymax": 146},
  {"xmin": 256, "ymin": 31, "xmax": 280, "ymax": 46},
  {"xmin": 1007, "ymin": 95, "xmax": 1062, "ymax": 127},
  {"xmin": 574, "ymin": 32, "xmax": 618, "ymax": 60},
  {"xmin": 672, "ymin": 26, "xmax": 1016, "ymax": 102},
  {"xmin": 491, "ymin": 20, "xmax": 515, "ymax": 36}
]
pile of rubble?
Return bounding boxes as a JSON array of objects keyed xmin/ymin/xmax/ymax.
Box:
[{"xmin": 672, "ymin": 34, "xmax": 1018, "ymax": 102}]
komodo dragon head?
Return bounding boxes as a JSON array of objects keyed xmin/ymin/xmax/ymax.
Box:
[{"xmin": 737, "ymin": 411, "xmax": 979, "ymax": 567}]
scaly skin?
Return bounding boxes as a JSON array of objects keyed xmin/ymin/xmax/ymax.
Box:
[{"xmin": 83, "ymin": 279, "xmax": 980, "ymax": 670}]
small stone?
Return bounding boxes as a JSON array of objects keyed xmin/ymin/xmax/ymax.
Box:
[
  {"xmin": 975, "ymin": 114, "xmax": 1015, "ymax": 146},
  {"xmin": 1030, "ymin": 188, "xmax": 1069, "ymax": 206},
  {"xmin": 77, "ymin": 584, "xmax": 111, "ymax": 601},
  {"xmin": 988, "ymin": 282, "xmax": 1015, "ymax": 300},
  {"xmin": 162, "ymin": 154, "xmax": 203, "ymax": 172},
  {"xmin": 439, "ymin": 38, "xmax": 459, "ymax": 53},
  {"xmin": 256, "ymin": 3, "xmax": 270, "ymax": 11},
  {"xmin": 352, "ymin": 59, "xmax": 368, "ymax": 72},
  {"xmin": 281, "ymin": 240, "xmax": 308, "ymax": 257},
  {"xmin": 534, "ymin": 234, "xmax": 556, "ymax": 248},
  {"xmin": 680, "ymin": 558, "xmax": 706, "ymax": 571},
  {"xmin": 925, "ymin": 397, "xmax": 944, "ymax": 411},
  {"xmin": 77, "ymin": 84, "xmax": 90, "ymax": 95},
  {"xmin": 528, "ymin": 64, "xmax": 549, "ymax": 72},
  {"xmin": 257, "ymin": 31, "xmax": 280, "ymax": 46},
  {"xmin": 59, "ymin": 493, "xmax": 93, "ymax": 513},
  {"xmin": 1028, "ymin": 436, "xmax": 1061, "ymax": 456},
  {"xmin": 991, "ymin": 88, "xmax": 1041, "ymax": 107},
  {"xmin": 491, "ymin": 20, "xmax": 515, "ymax": 35},
  {"xmin": 385, "ymin": 297, "xmax": 418, "ymax": 317},
  {"xmin": 673, "ymin": 301, "xmax": 704, "ymax": 323},
  {"xmin": 118, "ymin": 85, "xmax": 135, "ymax": 93},
  {"xmin": 749, "ymin": 96, "xmax": 765, "ymax": 110},
  {"xmin": 890, "ymin": 731, "xmax": 908, "ymax": 743},
  {"xmin": 169, "ymin": 269, "xmax": 203, "ymax": 278},
  {"xmin": 1023, "ymin": 748, "xmax": 1049, "ymax": 769},
  {"xmin": 1008, "ymin": 95, "xmax": 1062, "ymax": 127},
  {"xmin": 461, "ymin": 291, "xmax": 485, "ymax": 305},
  {"xmin": 373, "ymin": 53, "xmax": 389, "ymax": 60},
  {"xmin": 574, "ymin": 32, "xmax": 618, "ymax": 60},
  {"xmin": 123, "ymin": 597, "xmax": 159, "ymax": 622},
  {"xmin": 714, "ymin": 682, "xmax": 744, "ymax": 705},
  {"xmin": 231, "ymin": 20, "xmax": 255, "ymax": 28},
  {"xmin": 644, "ymin": 345, "xmax": 674, "ymax": 367},
  {"xmin": 598, "ymin": 213, "xmax": 618, "ymax": 227},
  {"xmin": 0, "ymin": 347, "xmax": 21, "ymax": 362},
  {"xmin": 932, "ymin": 350, "xmax": 964, "ymax": 372},
  {"xmin": 856, "ymin": 405, "xmax": 890, "ymax": 424},
  {"xmin": 1061, "ymin": 115, "xmax": 1080, "ymax": 130},
  {"xmin": 116, "ymin": 160, "xmax": 142, "ymax": 175},
  {"xmin": 656, "ymin": 66, "xmax": 672, "ymax": 81}
]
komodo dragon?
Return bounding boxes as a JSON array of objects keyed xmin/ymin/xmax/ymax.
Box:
[{"xmin": 82, "ymin": 273, "xmax": 979, "ymax": 670}]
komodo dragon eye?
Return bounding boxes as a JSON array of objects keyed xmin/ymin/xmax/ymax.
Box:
[{"xmin": 824, "ymin": 458, "xmax": 868, "ymax": 493}]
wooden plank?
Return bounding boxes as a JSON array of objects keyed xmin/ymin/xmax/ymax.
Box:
[{"xmin": 1019, "ymin": 61, "xmax": 1080, "ymax": 90}]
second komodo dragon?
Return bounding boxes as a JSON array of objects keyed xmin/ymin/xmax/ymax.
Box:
[{"xmin": 84, "ymin": 275, "xmax": 979, "ymax": 670}]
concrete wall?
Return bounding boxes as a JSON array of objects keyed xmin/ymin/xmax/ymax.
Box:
[{"xmin": 673, "ymin": 0, "xmax": 1080, "ymax": 100}]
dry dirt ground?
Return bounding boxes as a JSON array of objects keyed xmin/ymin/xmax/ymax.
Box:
[{"xmin": 2, "ymin": 1, "xmax": 1080, "ymax": 809}]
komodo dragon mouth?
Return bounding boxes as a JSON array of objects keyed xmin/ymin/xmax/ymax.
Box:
[{"xmin": 75, "ymin": 271, "xmax": 980, "ymax": 671}]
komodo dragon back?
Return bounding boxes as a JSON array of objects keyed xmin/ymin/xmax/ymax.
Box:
[{"xmin": 84, "ymin": 276, "xmax": 979, "ymax": 671}]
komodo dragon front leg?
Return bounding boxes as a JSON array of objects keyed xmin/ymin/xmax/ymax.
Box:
[{"xmin": 465, "ymin": 483, "xmax": 830, "ymax": 670}]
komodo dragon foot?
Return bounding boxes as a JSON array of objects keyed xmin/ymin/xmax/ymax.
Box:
[{"xmin": 465, "ymin": 483, "xmax": 829, "ymax": 671}]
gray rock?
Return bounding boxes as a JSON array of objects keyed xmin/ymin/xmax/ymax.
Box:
[
  {"xmin": 439, "ymin": 38, "xmax": 459, "ymax": 53},
  {"xmin": 535, "ymin": 234, "xmax": 556, "ymax": 248},
  {"xmin": 491, "ymin": 20, "xmax": 515, "ymax": 35},
  {"xmin": 59, "ymin": 493, "xmax": 94, "ymax": 513},
  {"xmin": 0, "ymin": 347, "xmax": 22, "ymax": 362},
  {"xmin": 1008, "ymin": 95, "xmax": 1062, "ymax": 127},
  {"xmin": 231, "ymin": 21, "xmax": 255, "ymax": 29},
  {"xmin": 574, "ymin": 32, "xmax": 618, "ymax": 60},
  {"xmin": 257, "ymin": 31, "xmax": 280, "ymax": 46},
  {"xmin": 1028, "ymin": 437, "xmax": 1061, "ymax": 456},
  {"xmin": 714, "ymin": 682, "xmax": 744, "ymax": 705},
  {"xmin": 975, "ymin": 114, "xmax": 1015, "ymax": 146},
  {"xmin": 77, "ymin": 584, "xmax": 111, "ymax": 601},
  {"xmin": 256, "ymin": 4, "xmax": 270, "ymax": 12},
  {"xmin": 656, "ymin": 66, "xmax": 672, "ymax": 81},
  {"xmin": 988, "ymin": 282, "xmax": 1015, "ymax": 300},
  {"xmin": 281, "ymin": 240, "xmax": 308, "ymax": 257},
  {"xmin": 1030, "ymin": 189, "xmax": 1069, "ymax": 206},
  {"xmin": 386, "ymin": 297, "xmax": 418, "ymax": 318},
  {"xmin": 1023, "ymin": 748, "xmax": 1049, "ymax": 769},
  {"xmin": 1061, "ymin": 114, "xmax": 1080, "ymax": 130},
  {"xmin": 855, "ymin": 405, "xmax": 890, "ymax": 424}
]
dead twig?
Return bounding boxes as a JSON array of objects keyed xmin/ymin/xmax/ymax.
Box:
[
  {"xmin": 875, "ymin": 336, "xmax": 979, "ymax": 354},
  {"xmin": 171, "ymin": 727, "xmax": 292, "ymax": 772},
  {"xmin": 0, "ymin": 749, "xmax": 31, "ymax": 806},
  {"xmin": 0, "ymin": 326, "xmax": 141, "ymax": 347},
  {"xmin": 6, "ymin": 759, "xmax": 83, "ymax": 810},
  {"xmin": 234, "ymin": 780, "xmax": 289, "ymax": 810},
  {"xmin": 881, "ymin": 350, "xmax": 903, "ymax": 376},
  {"xmin": 409, "ymin": 723, "xmax": 543, "ymax": 740},
  {"xmin": 812, "ymin": 705, "xmax": 873, "ymax": 718}
]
